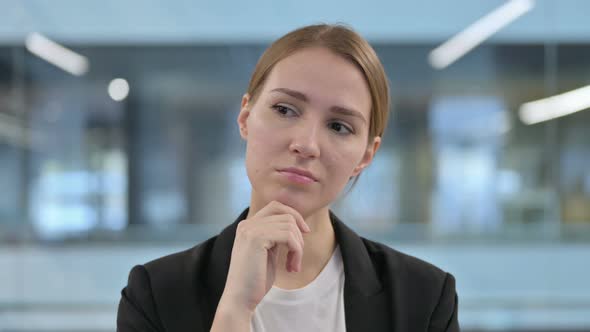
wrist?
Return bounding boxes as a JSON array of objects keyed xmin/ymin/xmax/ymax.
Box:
[
  {"xmin": 220, "ymin": 289, "xmax": 258, "ymax": 311},
  {"xmin": 217, "ymin": 295, "xmax": 255, "ymax": 320},
  {"xmin": 211, "ymin": 297, "xmax": 254, "ymax": 332}
]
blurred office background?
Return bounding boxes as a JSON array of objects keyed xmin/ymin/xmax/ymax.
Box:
[{"xmin": 1, "ymin": 0, "xmax": 589, "ymax": 331}]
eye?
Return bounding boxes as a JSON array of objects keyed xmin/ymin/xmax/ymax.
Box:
[
  {"xmin": 330, "ymin": 122, "xmax": 354, "ymax": 135},
  {"xmin": 271, "ymin": 104, "xmax": 297, "ymax": 117}
]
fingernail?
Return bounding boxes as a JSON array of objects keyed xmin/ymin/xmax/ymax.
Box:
[{"xmin": 304, "ymin": 223, "xmax": 311, "ymax": 233}]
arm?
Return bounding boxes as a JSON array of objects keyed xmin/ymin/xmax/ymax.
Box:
[
  {"xmin": 210, "ymin": 201, "xmax": 309, "ymax": 332},
  {"xmin": 117, "ymin": 265, "xmax": 165, "ymax": 332},
  {"xmin": 428, "ymin": 273, "xmax": 460, "ymax": 332},
  {"xmin": 209, "ymin": 295, "xmax": 253, "ymax": 332}
]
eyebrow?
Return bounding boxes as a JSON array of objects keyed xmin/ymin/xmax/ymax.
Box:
[{"xmin": 270, "ymin": 87, "xmax": 367, "ymax": 124}]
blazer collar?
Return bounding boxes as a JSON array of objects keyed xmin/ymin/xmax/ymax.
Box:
[
  {"xmin": 206, "ymin": 207, "xmax": 386, "ymax": 331},
  {"xmin": 329, "ymin": 209, "xmax": 382, "ymax": 295}
]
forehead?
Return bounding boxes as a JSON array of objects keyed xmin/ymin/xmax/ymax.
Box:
[{"xmin": 263, "ymin": 47, "xmax": 372, "ymax": 117}]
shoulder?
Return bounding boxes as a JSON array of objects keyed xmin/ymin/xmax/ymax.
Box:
[
  {"xmin": 141, "ymin": 235, "xmax": 218, "ymax": 286},
  {"xmin": 359, "ymin": 237, "xmax": 459, "ymax": 330},
  {"xmin": 119, "ymin": 236, "xmax": 220, "ymax": 331},
  {"xmin": 361, "ymin": 237, "xmax": 447, "ymax": 277},
  {"xmin": 359, "ymin": 236, "xmax": 455, "ymax": 297},
  {"xmin": 330, "ymin": 210, "xmax": 452, "ymax": 293},
  {"xmin": 124, "ymin": 235, "xmax": 218, "ymax": 303}
]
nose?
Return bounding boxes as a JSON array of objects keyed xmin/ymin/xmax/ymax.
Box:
[{"xmin": 289, "ymin": 123, "xmax": 320, "ymax": 159}]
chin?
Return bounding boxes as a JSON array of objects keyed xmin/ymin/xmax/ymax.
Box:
[
  {"xmin": 272, "ymin": 190, "xmax": 332, "ymax": 219},
  {"xmin": 265, "ymin": 189, "xmax": 307, "ymax": 214},
  {"xmin": 272, "ymin": 189, "xmax": 302, "ymax": 208}
]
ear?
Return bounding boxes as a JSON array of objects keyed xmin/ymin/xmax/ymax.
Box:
[
  {"xmin": 237, "ymin": 93, "xmax": 251, "ymax": 140},
  {"xmin": 351, "ymin": 136, "xmax": 381, "ymax": 177}
]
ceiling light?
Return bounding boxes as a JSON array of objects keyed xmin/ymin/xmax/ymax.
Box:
[
  {"xmin": 429, "ymin": 0, "xmax": 534, "ymax": 69},
  {"xmin": 519, "ymin": 85, "xmax": 590, "ymax": 125},
  {"xmin": 25, "ymin": 32, "xmax": 89, "ymax": 76}
]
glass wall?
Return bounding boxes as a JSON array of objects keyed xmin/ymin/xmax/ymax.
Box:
[{"xmin": 2, "ymin": 43, "xmax": 589, "ymax": 238}]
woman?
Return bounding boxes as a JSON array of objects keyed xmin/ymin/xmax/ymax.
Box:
[{"xmin": 117, "ymin": 24, "xmax": 460, "ymax": 332}]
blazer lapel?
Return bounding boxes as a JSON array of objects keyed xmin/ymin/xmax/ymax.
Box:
[
  {"xmin": 330, "ymin": 211, "xmax": 395, "ymax": 332},
  {"xmin": 204, "ymin": 208, "xmax": 249, "ymax": 329}
]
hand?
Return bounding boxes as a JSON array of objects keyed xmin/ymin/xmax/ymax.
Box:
[{"xmin": 218, "ymin": 201, "xmax": 311, "ymax": 314}]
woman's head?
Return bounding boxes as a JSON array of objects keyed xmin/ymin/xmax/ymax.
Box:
[
  {"xmin": 237, "ymin": 24, "xmax": 391, "ymax": 218},
  {"xmin": 245, "ymin": 24, "xmax": 390, "ymax": 140}
]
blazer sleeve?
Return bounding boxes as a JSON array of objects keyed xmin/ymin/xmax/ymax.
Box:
[
  {"xmin": 428, "ymin": 273, "xmax": 460, "ymax": 332},
  {"xmin": 117, "ymin": 265, "xmax": 166, "ymax": 332}
]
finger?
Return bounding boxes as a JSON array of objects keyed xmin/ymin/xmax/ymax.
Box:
[
  {"xmin": 288, "ymin": 218, "xmax": 305, "ymax": 249},
  {"xmin": 250, "ymin": 214, "xmax": 304, "ymax": 247},
  {"xmin": 276, "ymin": 230, "xmax": 303, "ymax": 273},
  {"xmin": 287, "ymin": 250, "xmax": 295, "ymax": 272},
  {"xmin": 286, "ymin": 250, "xmax": 302, "ymax": 273},
  {"xmin": 267, "ymin": 201, "xmax": 311, "ymax": 233},
  {"xmin": 278, "ymin": 215, "xmax": 304, "ymax": 248}
]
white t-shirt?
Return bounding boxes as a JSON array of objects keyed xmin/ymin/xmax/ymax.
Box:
[{"xmin": 250, "ymin": 245, "xmax": 346, "ymax": 332}]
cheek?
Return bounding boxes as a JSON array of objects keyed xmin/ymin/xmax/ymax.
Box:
[
  {"xmin": 247, "ymin": 109, "xmax": 279, "ymax": 140},
  {"xmin": 325, "ymin": 147, "xmax": 361, "ymax": 178},
  {"xmin": 244, "ymin": 115, "xmax": 280, "ymax": 172},
  {"xmin": 248, "ymin": 119, "xmax": 277, "ymax": 153}
]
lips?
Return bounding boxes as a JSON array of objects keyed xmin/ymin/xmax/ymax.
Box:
[{"xmin": 277, "ymin": 167, "xmax": 318, "ymax": 182}]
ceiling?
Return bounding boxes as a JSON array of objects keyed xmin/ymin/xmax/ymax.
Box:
[{"xmin": 1, "ymin": 0, "xmax": 590, "ymax": 45}]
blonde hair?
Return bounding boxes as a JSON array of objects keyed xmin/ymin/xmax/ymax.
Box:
[{"xmin": 246, "ymin": 23, "xmax": 391, "ymax": 188}]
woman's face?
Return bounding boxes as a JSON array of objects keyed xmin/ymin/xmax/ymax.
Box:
[{"xmin": 237, "ymin": 47, "xmax": 381, "ymax": 218}]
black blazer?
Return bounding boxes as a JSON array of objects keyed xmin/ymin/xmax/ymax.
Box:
[{"xmin": 117, "ymin": 208, "xmax": 460, "ymax": 331}]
